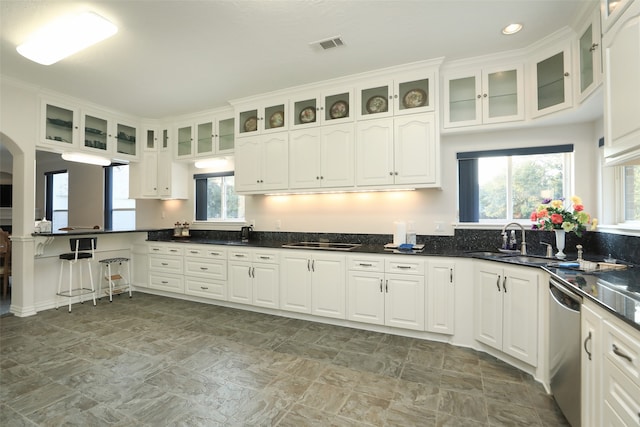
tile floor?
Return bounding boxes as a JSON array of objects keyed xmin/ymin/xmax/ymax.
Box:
[{"xmin": 0, "ymin": 293, "xmax": 570, "ymax": 426}]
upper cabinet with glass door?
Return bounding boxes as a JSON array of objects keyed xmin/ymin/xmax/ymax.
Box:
[
  {"xmin": 601, "ymin": 0, "xmax": 634, "ymax": 32},
  {"xmin": 443, "ymin": 64, "xmax": 524, "ymax": 128},
  {"xmin": 289, "ymin": 87, "xmax": 354, "ymax": 129},
  {"xmin": 40, "ymin": 98, "xmax": 79, "ymax": 148},
  {"xmin": 236, "ymin": 99, "xmax": 288, "ymax": 137},
  {"xmin": 577, "ymin": 6, "xmax": 603, "ymax": 103},
  {"xmin": 175, "ymin": 109, "xmax": 236, "ymax": 159},
  {"xmin": 530, "ymin": 41, "xmax": 573, "ymax": 118},
  {"xmin": 112, "ymin": 118, "xmax": 139, "ymax": 160},
  {"xmin": 356, "ymin": 71, "xmax": 435, "ymax": 120}
]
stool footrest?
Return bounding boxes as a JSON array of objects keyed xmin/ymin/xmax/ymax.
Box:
[
  {"xmin": 104, "ymin": 274, "xmax": 123, "ymax": 281},
  {"xmin": 57, "ymin": 288, "xmax": 96, "ymax": 298}
]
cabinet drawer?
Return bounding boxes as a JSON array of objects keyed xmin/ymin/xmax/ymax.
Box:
[
  {"xmin": 604, "ymin": 319, "xmax": 640, "ymax": 387},
  {"xmin": 148, "ymin": 244, "xmax": 184, "ymax": 256},
  {"xmin": 149, "ymin": 255, "xmax": 183, "ymax": 273},
  {"xmin": 252, "ymin": 250, "xmax": 279, "ymax": 264},
  {"xmin": 183, "ymin": 245, "xmax": 227, "ymax": 259},
  {"xmin": 149, "ymin": 273, "xmax": 183, "ymax": 292},
  {"xmin": 603, "ymin": 358, "xmax": 640, "ymax": 425},
  {"xmin": 385, "ymin": 258, "xmax": 424, "ymax": 275},
  {"xmin": 229, "ymin": 249, "xmax": 251, "ymax": 261},
  {"xmin": 348, "ymin": 255, "xmax": 385, "ymax": 272},
  {"xmin": 184, "ymin": 259, "xmax": 226, "ymax": 280},
  {"xmin": 185, "ymin": 277, "xmax": 226, "ymax": 301}
]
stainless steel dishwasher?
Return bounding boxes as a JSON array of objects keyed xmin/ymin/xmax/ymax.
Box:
[{"xmin": 549, "ymin": 277, "xmax": 582, "ymax": 427}]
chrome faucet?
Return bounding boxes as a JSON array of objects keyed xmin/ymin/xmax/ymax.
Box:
[
  {"xmin": 541, "ymin": 242, "xmax": 553, "ymax": 258},
  {"xmin": 501, "ymin": 222, "xmax": 527, "ymax": 255}
]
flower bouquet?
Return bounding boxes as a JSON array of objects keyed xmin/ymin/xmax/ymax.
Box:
[{"xmin": 530, "ymin": 195, "xmax": 597, "ymax": 238}]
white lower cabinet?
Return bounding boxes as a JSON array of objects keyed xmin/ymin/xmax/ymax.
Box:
[
  {"xmin": 474, "ymin": 262, "xmax": 539, "ymax": 366},
  {"xmin": 280, "ymin": 251, "xmax": 346, "ymax": 318},
  {"xmin": 228, "ymin": 248, "xmax": 280, "ymax": 309},
  {"xmin": 183, "ymin": 245, "xmax": 227, "ymax": 301},
  {"xmin": 426, "ymin": 259, "xmax": 455, "ymax": 335},
  {"xmin": 347, "ymin": 255, "xmax": 425, "ymax": 331},
  {"xmin": 148, "ymin": 243, "xmax": 184, "ymax": 293},
  {"xmin": 583, "ymin": 297, "xmax": 640, "ymax": 426}
]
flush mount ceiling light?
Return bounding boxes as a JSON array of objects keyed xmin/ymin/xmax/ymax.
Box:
[
  {"xmin": 61, "ymin": 152, "xmax": 111, "ymax": 166},
  {"xmin": 17, "ymin": 11, "xmax": 118, "ymax": 65},
  {"xmin": 194, "ymin": 157, "xmax": 229, "ymax": 169},
  {"xmin": 502, "ymin": 23, "xmax": 523, "ymax": 35}
]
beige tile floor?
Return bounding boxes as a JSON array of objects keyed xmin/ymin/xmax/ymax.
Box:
[{"xmin": 0, "ymin": 293, "xmax": 570, "ymax": 426}]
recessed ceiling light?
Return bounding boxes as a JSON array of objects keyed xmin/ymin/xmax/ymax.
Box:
[
  {"xmin": 502, "ymin": 23, "xmax": 523, "ymax": 35},
  {"xmin": 17, "ymin": 11, "xmax": 118, "ymax": 65}
]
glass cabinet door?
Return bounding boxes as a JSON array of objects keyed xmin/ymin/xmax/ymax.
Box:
[
  {"xmin": 601, "ymin": 0, "xmax": 633, "ymax": 31},
  {"xmin": 238, "ymin": 108, "xmax": 259, "ymax": 137},
  {"xmin": 196, "ymin": 121, "xmax": 214, "ymax": 156},
  {"xmin": 115, "ymin": 123, "xmax": 137, "ymax": 157},
  {"xmin": 263, "ymin": 102, "xmax": 286, "ymax": 133},
  {"xmin": 177, "ymin": 124, "xmax": 193, "ymax": 157},
  {"xmin": 291, "ymin": 95, "xmax": 319, "ymax": 128},
  {"xmin": 145, "ymin": 129, "xmax": 157, "ymax": 151},
  {"xmin": 161, "ymin": 128, "xmax": 170, "ymax": 150},
  {"xmin": 483, "ymin": 66, "xmax": 523, "ymax": 123},
  {"xmin": 534, "ymin": 46, "xmax": 572, "ymax": 116},
  {"xmin": 83, "ymin": 114, "xmax": 108, "ymax": 152},
  {"xmin": 217, "ymin": 117, "xmax": 235, "ymax": 153},
  {"xmin": 446, "ymin": 74, "xmax": 480, "ymax": 126},
  {"xmin": 43, "ymin": 103, "xmax": 77, "ymax": 146},
  {"xmin": 578, "ymin": 10, "xmax": 602, "ymax": 102},
  {"xmin": 323, "ymin": 89, "xmax": 353, "ymax": 124},
  {"xmin": 395, "ymin": 76, "xmax": 433, "ymax": 115},
  {"xmin": 358, "ymin": 81, "xmax": 392, "ymax": 120}
]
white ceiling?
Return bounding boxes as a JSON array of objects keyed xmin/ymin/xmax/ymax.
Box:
[{"xmin": 1, "ymin": 0, "xmax": 598, "ymax": 120}]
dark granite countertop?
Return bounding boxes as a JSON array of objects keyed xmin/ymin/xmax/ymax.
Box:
[{"xmin": 33, "ymin": 228, "xmax": 156, "ymax": 237}]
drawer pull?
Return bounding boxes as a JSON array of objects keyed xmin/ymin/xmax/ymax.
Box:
[
  {"xmin": 200, "ymin": 286, "xmax": 209, "ymax": 290},
  {"xmin": 200, "ymin": 267, "xmax": 208, "ymax": 271},
  {"xmin": 152, "ymin": 248, "xmax": 160, "ymax": 251},
  {"xmin": 359, "ymin": 263, "xmax": 373, "ymax": 267},
  {"xmin": 170, "ymin": 249, "xmax": 178, "ymax": 252},
  {"xmin": 259, "ymin": 256, "xmax": 271, "ymax": 260},
  {"xmin": 235, "ymin": 254, "xmax": 246, "ymax": 258},
  {"xmin": 190, "ymin": 250, "xmax": 199, "ymax": 254},
  {"xmin": 396, "ymin": 265, "xmax": 411, "ymax": 270},
  {"xmin": 210, "ymin": 252, "xmax": 220, "ymax": 256},
  {"xmin": 161, "ymin": 262, "xmax": 169, "ymax": 266},
  {"xmin": 161, "ymin": 280, "xmax": 168, "ymax": 284},
  {"xmin": 584, "ymin": 331, "xmax": 592, "ymax": 361},
  {"xmin": 612, "ymin": 344, "xmax": 633, "ymax": 363}
]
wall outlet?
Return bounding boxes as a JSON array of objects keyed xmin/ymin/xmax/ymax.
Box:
[{"xmin": 434, "ymin": 221, "xmax": 444, "ymax": 232}]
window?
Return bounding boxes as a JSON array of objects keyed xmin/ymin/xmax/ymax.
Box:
[
  {"xmin": 458, "ymin": 145, "xmax": 572, "ymax": 222},
  {"xmin": 623, "ymin": 165, "xmax": 640, "ymax": 223},
  {"xmin": 105, "ymin": 164, "xmax": 135, "ymax": 230},
  {"xmin": 45, "ymin": 170, "xmax": 68, "ymax": 230},
  {"xmin": 194, "ymin": 172, "xmax": 245, "ymax": 221}
]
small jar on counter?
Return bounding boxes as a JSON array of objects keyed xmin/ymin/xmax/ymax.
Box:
[
  {"xmin": 181, "ymin": 222, "xmax": 190, "ymax": 236},
  {"xmin": 173, "ymin": 222, "xmax": 183, "ymax": 237}
]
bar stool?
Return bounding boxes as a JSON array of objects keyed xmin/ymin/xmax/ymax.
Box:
[
  {"xmin": 98, "ymin": 257, "xmax": 132, "ymax": 302},
  {"xmin": 56, "ymin": 237, "xmax": 97, "ymax": 312}
]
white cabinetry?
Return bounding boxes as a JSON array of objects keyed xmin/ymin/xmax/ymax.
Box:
[
  {"xmin": 148, "ymin": 243, "xmax": 184, "ymax": 293},
  {"xmin": 582, "ymin": 301, "xmax": 603, "ymax": 426},
  {"xmin": 236, "ymin": 98, "xmax": 289, "ymax": 137},
  {"xmin": 280, "ymin": 251, "xmax": 346, "ymax": 319},
  {"xmin": 175, "ymin": 109, "xmax": 235, "ymax": 159},
  {"xmin": 289, "ymin": 124, "xmax": 355, "ymax": 189},
  {"xmin": 530, "ymin": 41, "xmax": 573, "ymax": 117},
  {"xmin": 355, "ymin": 114, "xmax": 438, "ymax": 188},
  {"xmin": 130, "ymin": 149, "xmax": 188, "ymax": 199},
  {"xmin": 443, "ymin": 64, "xmax": 524, "ymax": 128},
  {"xmin": 228, "ymin": 248, "xmax": 280, "ymax": 309},
  {"xmin": 235, "ymin": 133, "xmax": 289, "ymax": 194},
  {"xmin": 347, "ymin": 255, "xmax": 425, "ymax": 331},
  {"xmin": 474, "ymin": 262, "xmax": 539, "ymax": 366},
  {"xmin": 576, "ymin": 7, "xmax": 603, "ymax": 102},
  {"xmin": 603, "ymin": 0, "xmax": 640, "ymax": 166},
  {"xmin": 289, "ymin": 87, "xmax": 354, "ymax": 129},
  {"xmin": 426, "ymin": 259, "xmax": 455, "ymax": 335},
  {"xmin": 184, "ymin": 245, "xmax": 227, "ymax": 301}
]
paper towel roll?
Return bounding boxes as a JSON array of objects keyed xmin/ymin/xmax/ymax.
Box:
[{"xmin": 393, "ymin": 221, "xmax": 406, "ymax": 246}]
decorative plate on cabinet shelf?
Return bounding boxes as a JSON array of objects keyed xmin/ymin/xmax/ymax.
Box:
[
  {"xmin": 329, "ymin": 100, "xmax": 349, "ymax": 119},
  {"xmin": 244, "ymin": 116, "xmax": 258, "ymax": 132},
  {"xmin": 366, "ymin": 95, "xmax": 388, "ymax": 114},
  {"xmin": 402, "ymin": 88, "xmax": 427, "ymax": 108},
  {"xmin": 299, "ymin": 107, "xmax": 316, "ymax": 123},
  {"xmin": 269, "ymin": 111, "xmax": 285, "ymax": 128}
]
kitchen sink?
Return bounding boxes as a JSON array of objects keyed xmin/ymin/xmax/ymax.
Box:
[
  {"xmin": 282, "ymin": 242, "xmax": 361, "ymax": 251},
  {"xmin": 505, "ymin": 255, "xmax": 554, "ymax": 266}
]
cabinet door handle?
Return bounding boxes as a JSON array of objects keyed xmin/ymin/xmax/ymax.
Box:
[
  {"xmin": 483, "ymin": 93, "xmax": 487, "ymax": 98},
  {"xmin": 379, "ymin": 279, "xmax": 383, "ymax": 292},
  {"xmin": 502, "ymin": 276, "xmax": 507, "ymax": 293},
  {"xmin": 564, "ymin": 72, "xmax": 570, "ymax": 77},
  {"xmin": 589, "ymin": 42, "xmax": 599, "ymax": 52},
  {"xmin": 311, "ymin": 260, "xmax": 315, "ymax": 272},
  {"xmin": 477, "ymin": 94, "xmax": 482, "ymax": 99},
  {"xmin": 612, "ymin": 344, "xmax": 633, "ymax": 363},
  {"xmin": 449, "ymin": 268, "xmax": 453, "ymax": 283},
  {"xmin": 248, "ymin": 267, "xmax": 252, "ymax": 277},
  {"xmin": 584, "ymin": 331, "xmax": 592, "ymax": 361},
  {"xmin": 307, "ymin": 259, "xmax": 310, "ymax": 271},
  {"xmin": 496, "ymin": 275, "xmax": 501, "ymax": 291},
  {"xmin": 385, "ymin": 280, "xmax": 388, "ymax": 293}
]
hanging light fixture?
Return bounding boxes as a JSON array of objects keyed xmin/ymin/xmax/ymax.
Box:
[
  {"xmin": 17, "ymin": 11, "xmax": 118, "ymax": 65},
  {"xmin": 61, "ymin": 152, "xmax": 111, "ymax": 166}
]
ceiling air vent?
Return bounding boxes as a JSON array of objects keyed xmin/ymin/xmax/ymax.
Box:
[{"xmin": 310, "ymin": 35, "xmax": 345, "ymax": 51}]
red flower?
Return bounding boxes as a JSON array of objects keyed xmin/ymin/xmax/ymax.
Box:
[
  {"xmin": 551, "ymin": 213, "xmax": 564, "ymax": 224},
  {"xmin": 574, "ymin": 204, "xmax": 584, "ymax": 212},
  {"xmin": 530, "ymin": 211, "xmax": 537, "ymax": 221}
]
